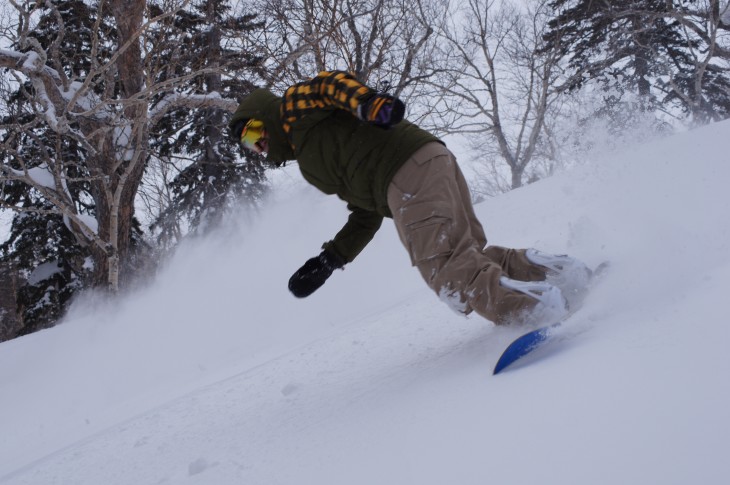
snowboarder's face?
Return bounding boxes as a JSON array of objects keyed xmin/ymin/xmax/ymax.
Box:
[{"xmin": 239, "ymin": 119, "xmax": 268, "ymax": 154}]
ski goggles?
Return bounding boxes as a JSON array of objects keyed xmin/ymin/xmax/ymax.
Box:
[{"xmin": 239, "ymin": 119, "xmax": 266, "ymax": 153}]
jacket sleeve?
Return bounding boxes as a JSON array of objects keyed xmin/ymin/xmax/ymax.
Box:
[{"xmin": 322, "ymin": 204, "xmax": 384, "ymax": 264}]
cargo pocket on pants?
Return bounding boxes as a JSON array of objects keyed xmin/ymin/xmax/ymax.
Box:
[{"xmin": 405, "ymin": 215, "xmax": 453, "ymax": 266}]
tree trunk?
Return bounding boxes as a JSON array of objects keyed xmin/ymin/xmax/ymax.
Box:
[
  {"xmin": 89, "ymin": 0, "xmax": 148, "ymax": 291},
  {"xmin": 202, "ymin": 11, "xmax": 226, "ymax": 224},
  {"xmin": 511, "ymin": 167, "xmax": 524, "ymax": 190},
  {"xmin": 632, "ymin": 14, "xmax": 653, "ymax": 104}
]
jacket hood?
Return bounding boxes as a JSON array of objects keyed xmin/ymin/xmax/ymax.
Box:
[{"xmin": 229, "ymin": 88, "xmax": 294, "ymax": 165}]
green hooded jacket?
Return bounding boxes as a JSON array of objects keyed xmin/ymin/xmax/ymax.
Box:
[{"xmin": 229, "ymin": 71, "xmax": 441, "ymax": 263}]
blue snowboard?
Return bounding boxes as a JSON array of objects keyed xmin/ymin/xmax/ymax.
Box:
[{"xmin": 493, "ymin": 322, "xmax": 562, "ymax": 374}]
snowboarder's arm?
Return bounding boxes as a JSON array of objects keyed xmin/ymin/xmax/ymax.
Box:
[
  {"xmin": 323, "ymin": 204, "xmax": 384, "ymax": 264},
  {"xmin": 287, "ymin": 205, "xmax": 382, "ymax": 298}
]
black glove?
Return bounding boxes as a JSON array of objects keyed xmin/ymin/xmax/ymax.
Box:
[
  {"xmin": 288, "ymin": 249, "xmax": 345, "ymax": 298},
  {"xmin": 357, "ymin": 94, "xmax": 405, "ymax": 128}
]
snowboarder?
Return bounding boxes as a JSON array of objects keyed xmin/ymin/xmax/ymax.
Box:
[{"xmin": 229, "ymin": 70, "xmax": 589, "ymax": 325}]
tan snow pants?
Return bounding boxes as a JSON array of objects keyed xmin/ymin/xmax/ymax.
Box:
[{"xmin": 387, "ymin": 142, "xmax": 547, "ymax": 325}]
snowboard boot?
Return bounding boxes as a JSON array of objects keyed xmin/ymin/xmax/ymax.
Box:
[
  {"xmin": 500, "ymin": 276, "xmax": 569, "ymax": 325},
  {"xmin": 525, "ymin": 249, "xmax": 592, "ymax": 311}
]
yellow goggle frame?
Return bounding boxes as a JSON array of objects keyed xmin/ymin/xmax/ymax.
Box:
[{"xmin": 240, "ymin": 119, "xmax": 266, "ymax": 153}]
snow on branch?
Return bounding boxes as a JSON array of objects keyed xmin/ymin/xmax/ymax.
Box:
[{"xmin": 149, "ymin": 91, "xmax": 238, "ymax": 124}]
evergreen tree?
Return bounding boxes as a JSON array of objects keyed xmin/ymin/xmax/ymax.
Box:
[
  {"xmin": 543, "ymin": 0, "xmax": 730, "ymax": 123},
  {"xmin": 148, "ymin": 1, "xmax": 267, "ymax": 245},
  {"xmin": 0, "ymin": 204, "xmax": 85, "ymax": 334}
]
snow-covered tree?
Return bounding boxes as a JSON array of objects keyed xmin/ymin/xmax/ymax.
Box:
[
  {"xmin": 543, "ymin": 0, "xmax": 730, "ymax": 124},
  {"xmin": 146, "ymin": 1, "xmax": 267, "ymax": 247},
  {"xmin": 0, "ymin": 0, "xmax": 261, "ymax": 334}
]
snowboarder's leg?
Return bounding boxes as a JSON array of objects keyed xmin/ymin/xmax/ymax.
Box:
[
  {"xmin": 449, "ymin": 162, "xmax": 550, "ymax": 283},
  {"xmin": 387, "ymin": 143, "xmax": 565, "ymax": 325},
  {"xmin": 481, "ymin": 246, "xmax": 549, "ymax": 282}
]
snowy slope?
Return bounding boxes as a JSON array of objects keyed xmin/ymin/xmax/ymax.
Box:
[{"xmin": 1, "ymin": 120, "xmax": 729, "ymax": 484}]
